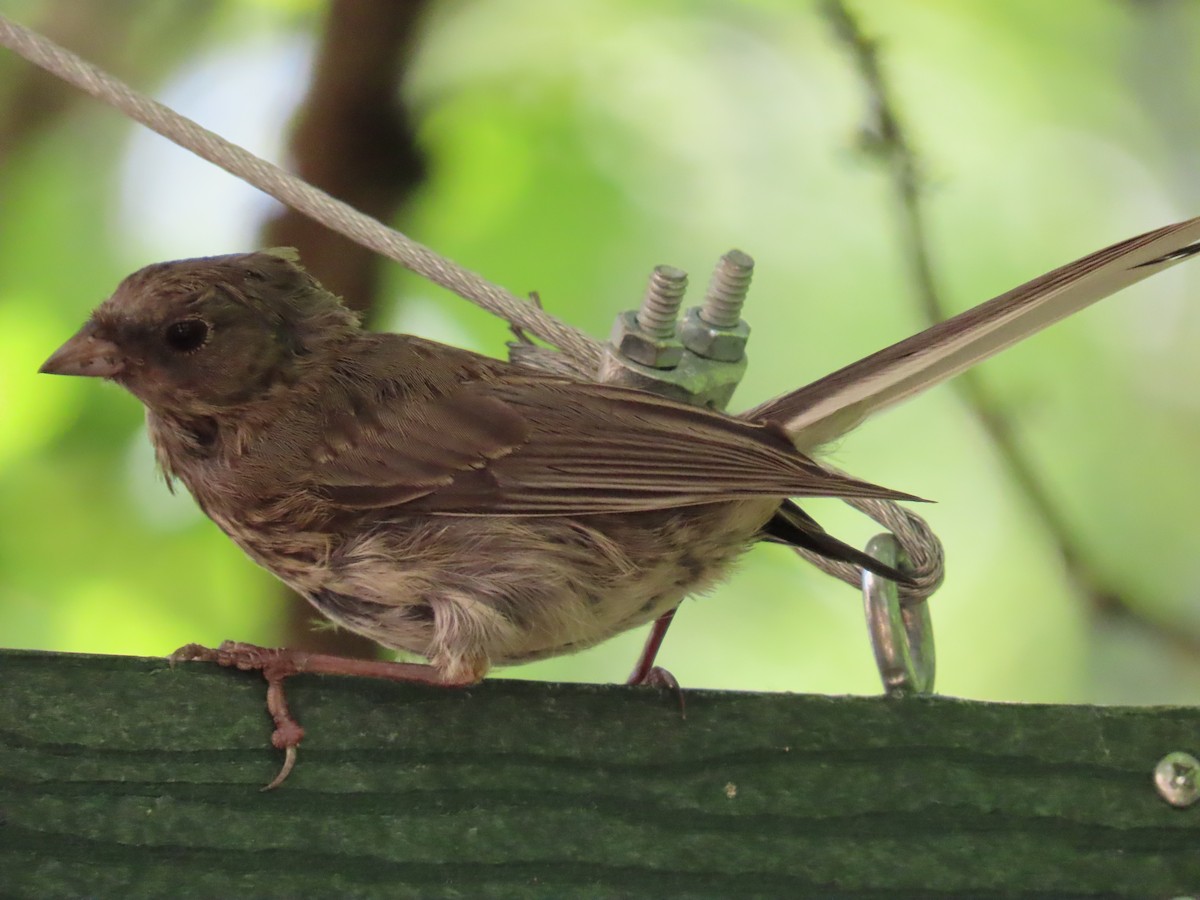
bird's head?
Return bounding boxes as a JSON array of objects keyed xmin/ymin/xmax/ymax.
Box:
[{"xmin": 40, "ymin": 249, "xmax": 359, "ymax": 414}]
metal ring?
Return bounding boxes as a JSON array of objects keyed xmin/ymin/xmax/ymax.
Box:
[{"xmin": 862, "ymin": 533, "xmax": 936, "ymax": 696}]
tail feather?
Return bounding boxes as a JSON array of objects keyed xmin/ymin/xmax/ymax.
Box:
[
  {"xmin": 747, "ymin": 216, "xmax": 1200, "ymax": 449},
  {"xmin": 762, "ymin": 500, "xmax": 915, "ymax": 585}
]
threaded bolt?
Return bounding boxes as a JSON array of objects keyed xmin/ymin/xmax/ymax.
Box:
[
  {"xmin": 701, "ymin": 249, "xmax": 754, "ymax": 328},
  {"xmin": 637, "ymin": 265, "xmax": 688, "ymax": 339}
]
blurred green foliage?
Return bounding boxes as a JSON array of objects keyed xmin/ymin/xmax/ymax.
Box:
[{"xmin": 3, "ymin": 0, "xmax": 1200, "ymax": 703}]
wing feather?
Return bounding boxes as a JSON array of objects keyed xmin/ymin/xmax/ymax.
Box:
[{"xmin": 308, "ymin": 340, "xmax": 918, "ymax": 516}]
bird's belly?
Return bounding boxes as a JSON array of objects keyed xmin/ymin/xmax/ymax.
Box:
[
  {"xmin": 233, "ymin": 498, "xmax": 779, "ymax": 676},
  {"xmin": 487, "ymin": 499, "xmax": 779, "ymax": 665},
  {"xmin": 494, "ymin": 566, "xmax": 686, "ymax": 665}
]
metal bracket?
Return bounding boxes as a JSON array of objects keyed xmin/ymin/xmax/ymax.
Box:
[{"xmin": 599, "ymin": 250, "xmax": 754, "ymax": 411}]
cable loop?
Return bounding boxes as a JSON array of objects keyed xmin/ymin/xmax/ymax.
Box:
[{"xmin": 862, "ymin": 533, "xmax": 936, "ymax": 695}]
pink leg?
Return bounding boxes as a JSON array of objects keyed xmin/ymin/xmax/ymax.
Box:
[
  {"xmin": 626, "ymin": 608, "xmax": 685, "ymax": 715},
  {"xmin": 171, "ymin": 641, "xmax": 479, "ymax": 789}
]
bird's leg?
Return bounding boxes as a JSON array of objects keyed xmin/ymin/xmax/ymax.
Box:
[
  {"xmin": 626, "ymin": 607, "xmax": 685, "ymax": 715},
  {"xmin": 170, "ymin": 640, "xmax": 479, "ymax": 790}
]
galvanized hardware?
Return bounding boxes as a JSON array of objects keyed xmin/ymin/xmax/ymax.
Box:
[
  {"xmin": 680, "ymin": 250, "xmax": 753, "ymax": 364},
  {"xmin": 680, "ymin": 249, "xmax": 754, "ymax": 363},
  {"xmin": 609, "ymin": 265, "xmax": 687, "ymax": 369},
  {"xmin": 700, "ymin": 248, "xmax": 754, "ymax": 327},
  {"xmin": 1154, "ymin": 751, "xmax": 1200, "ymax": 808},
  {"xmin": 601, "ymin": 252, "xmax": 753, "ymax": 410},
  {"xmin": 679, "ymin": 307, "xmax": 751, "ymax": 364},
  {"xmin": 862, "ymin": 533, "xmax": 935, "ymax": 696}
]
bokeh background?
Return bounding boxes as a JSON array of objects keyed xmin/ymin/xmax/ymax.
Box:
[{"xmin": 2, "ymin": 0, "xmax": 1200, "ymax": 703}]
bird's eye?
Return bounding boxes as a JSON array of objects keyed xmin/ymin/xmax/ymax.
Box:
[{"xmin": 164, "ymin": 319, "xmax": 209, "ymax": 353}]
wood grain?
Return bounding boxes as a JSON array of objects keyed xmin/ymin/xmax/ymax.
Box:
[{"xmin": 2, "ymin": 649, "xmax": 1198, "ymax": 897}]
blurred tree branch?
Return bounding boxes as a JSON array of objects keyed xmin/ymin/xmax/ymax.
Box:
[
  {"xmin": 259, "ymin": 0, "xmax": 432, "ymax": 654},
  {"xmin": 821, "ymin": 0, "xmax": 1200, "ymax": 660}
]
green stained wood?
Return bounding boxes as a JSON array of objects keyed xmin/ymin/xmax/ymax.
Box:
[{"xmin": 2, "ymin": 649, "xmax": 1198, "ymax": 898}]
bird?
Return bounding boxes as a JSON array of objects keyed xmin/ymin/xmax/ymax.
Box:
[
  {"xmin": 40, "ymin": 248, "xmax": 917, "ymax": 672},
  {"xmin": 40, "ymin": 215, "xmax": 1200, "ymax": 786}
]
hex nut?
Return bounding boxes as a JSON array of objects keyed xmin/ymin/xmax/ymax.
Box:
[
  {"xmin": 609, "ymin": 310, "xmax": 683, "ymax": 369},
  {"xmin": 679, "ymin": 307, "xmax": 750, "ymax": 362}
]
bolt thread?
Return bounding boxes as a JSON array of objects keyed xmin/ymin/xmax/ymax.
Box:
[
  {"xmin": 637, "ymin": 265, "xmax": 687, "ymax": 338},
  {"xmin": 701, "ymin": 249, "xmax": 754, "ymax": 327}
]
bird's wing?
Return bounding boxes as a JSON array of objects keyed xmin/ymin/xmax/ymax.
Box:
[
  {"xmin": 748, "ymin": 216, "xmax": 1200, "ymax": 448},
  {"xmin": 309, "ymin": 343, "xmax": 917, "ymax": 516}
]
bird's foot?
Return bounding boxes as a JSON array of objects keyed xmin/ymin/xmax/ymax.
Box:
[
  {"xmin": 627, "ymin": 664, "xmax": 686, "ymax": 717},
  {"xmin": 170, "ymin": 641, "xmax": 311, "ymax": 790},
  {"xmin": 625, "ymin": 607, "xmax": 686, "ymax": 716},
  {"xmin": 170, "ymin": 641, "xmax": 473, "ymax": 789}
]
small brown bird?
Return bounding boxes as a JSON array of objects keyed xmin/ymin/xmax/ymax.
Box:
[
  {"xmin": 40, "ymin": 216, "xmax": 1200, "ymax": 785},
  {"xmin": 41, "ymin": 250, "xmax": 913, "ymax": 680}
]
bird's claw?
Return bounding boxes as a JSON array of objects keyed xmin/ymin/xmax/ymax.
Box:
[
  {"xmin": 168, "ymin": 642, "xmax": 220, "ymax": 665},
  {"xmin": 261, "ymin": 745, "xmax": 298, "ymax": 792},
  {"xmin": 629, "ymin": 665, "xmax": 686, "ymax": 718},
  {"xmin": 168, "ymin": 641, "xmax": 307, "ymax": 790}
]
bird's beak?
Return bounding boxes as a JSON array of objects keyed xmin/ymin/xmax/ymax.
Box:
[{"xmin": 39, "ymin": 324, "xmax": 125, "ymax": 378}]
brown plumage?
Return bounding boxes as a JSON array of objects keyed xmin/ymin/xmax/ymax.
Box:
[
  {"xmin": 40, "ymin": 250, "xmax": 915, "ymax": 683},
  {"xmin": 42, "ymin": 217, "xmax": 1200, "ymax": 786}
]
